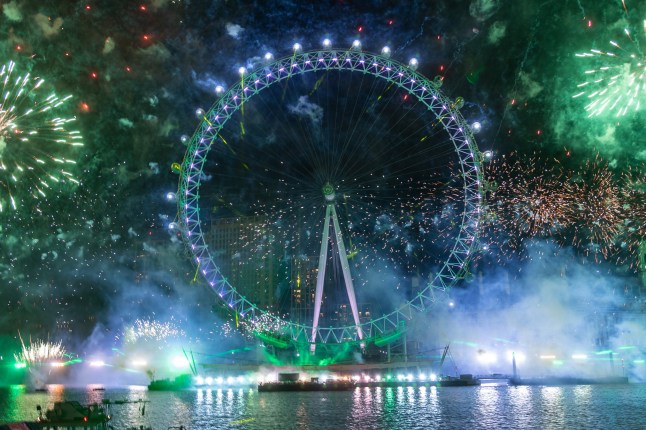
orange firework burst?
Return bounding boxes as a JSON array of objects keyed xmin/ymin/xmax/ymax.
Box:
[
  {"xmin": 617, "ymin": 164, "xmax": 646, "ymax": 270},
  {"xmin": 566, "ymin": 156, "xmax": 624, "ymax": 260},
  {"xmin": 484, "ymin": 152, "xmax": 573, "ymax": 237}
]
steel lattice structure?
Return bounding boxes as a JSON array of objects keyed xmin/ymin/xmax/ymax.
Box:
[{"xmin": 178, "ymin": 48, "xmax": 483, "ymax": 345}]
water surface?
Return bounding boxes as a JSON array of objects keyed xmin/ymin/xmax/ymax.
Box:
[{"xmin": 1, "ymin": 383, "xmax": 644, "ymax": 429}]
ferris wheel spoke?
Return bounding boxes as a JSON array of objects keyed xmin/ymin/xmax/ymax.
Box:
[
  {"xmin": 179, "ymin": 48, "xmax": 483, "ymax": 345},
  {"xmin": 330, "ymin": 72, "xmax": 389, "ymax": 180}
]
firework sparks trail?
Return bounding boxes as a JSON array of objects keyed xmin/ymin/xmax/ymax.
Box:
[
  {"xmin": 566, "ymin": 156, "xmax": 624, "ymax": 260},
  {"xmin": 617, "ymin": 164, "xmax": 646, "ymax": 269},
  {"xmin": 208, "ymin": 170, "xmax": 463, "ymax": 312},
  {"xmin": 480, "ymin": 152, "xmax": 574, "ymax": 263},
  {"xmin": 0, "ymin": 60, "xmax": 83, "ymax": 212},
  {"xmin": 573, "ymin": 2, "xmax": 646, "ymax": 117},
  {"xmin": 485, "ymin": 153, "xmax": 574, "ymax": 237},
  {"xmin": 481, "ymin": 152, "xmax": 642, "ymax": 267},
  {"xmin": 492, "ymin": 1, "xmax": 551, "ymax": 144},
  {"xmin": 14, "ymin": 336, "xmax": 66, "ymax": 365},
  {"xmin": 241, "ymin": 175, "xmax": 458, "ymax": 257},
  {"xmin": 244, "ymin": 313, "xmax": 290, "ymax": 336},
  {"xmin": 121, "ymin": 319, "xmax": 185, "ymax": 344}
]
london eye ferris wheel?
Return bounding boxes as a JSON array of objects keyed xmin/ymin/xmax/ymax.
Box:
[{"xmin": 177, "ymin": 40, "xmax": 483, "ymax": 351}]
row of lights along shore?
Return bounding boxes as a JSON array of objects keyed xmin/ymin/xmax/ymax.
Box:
[{"xmin": 193, "ymin": 373, "xmax": 441, "ymax": 387}]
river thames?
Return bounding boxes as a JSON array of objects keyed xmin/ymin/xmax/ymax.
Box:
[{"xmin": 1, "ymin": 383, "xmax": 645, "ymax": 429}]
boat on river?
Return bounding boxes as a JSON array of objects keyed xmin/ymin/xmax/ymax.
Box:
[
  {"xmin": 258, "ymin": 374, "xmax": 355, "ymax": 392},
  {"xmin": 509, "ymin": 375, "xmax": 629, "ymax": 386},
  {"xmin": 508, "ymin": 352, "xmax": 629, "ymax": 386},
  {"xmin": 0, "ymin": 400, "xmax": 112, "ymax": 430},
  {"xmin": 435, "ymin": 344, "xmax": 481, "ymax": 387},
  {"xmin": 258, "ymin": 379, "xmax": 355, "ymax": 392},
  {"xmin": 0, "ymin": 399, "xmax": 152, "ymax": 430},
  {"xmin": 437, "ymin": 374, "xmax": 481, "ymax": 387},
  {"xmin": 147, "ymin": 374, "xmax": 193, "ymax": 391}
]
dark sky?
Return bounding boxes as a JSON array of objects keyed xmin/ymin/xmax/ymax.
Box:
[{"xmin": 0, "ymin": 0, "xmax": 644, "ymax": 364}]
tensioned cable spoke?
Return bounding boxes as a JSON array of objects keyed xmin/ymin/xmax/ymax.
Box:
[
  {"xmin": 336, "ymin": 97, "xmax": 455, "ymax": 182},
  {"xmin": 331, "ymin": 70, "xmax": 389, "ymax": 181},
  {"xmin": 179, "ymin": 49, "xmax": 482, "ymax": 344}
]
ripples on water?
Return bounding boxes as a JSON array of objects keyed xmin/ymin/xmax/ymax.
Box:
[{"xmin": 1, "ymin": 383, "xmax": 645, "ymax": 429}]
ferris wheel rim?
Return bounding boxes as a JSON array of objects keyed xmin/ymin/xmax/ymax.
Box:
[{"xmin": 178, "ymin": 48, "xmax": 484, "ymax": 345}]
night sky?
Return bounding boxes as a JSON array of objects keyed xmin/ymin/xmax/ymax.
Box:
[{"xmin": 0, "ymin": 0, "xmax": 645, "ymax": 374}]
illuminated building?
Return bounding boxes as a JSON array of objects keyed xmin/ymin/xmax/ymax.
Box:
[{"xmin": 206, "ymin": 216, "xmax": 278, "ymax": 312}]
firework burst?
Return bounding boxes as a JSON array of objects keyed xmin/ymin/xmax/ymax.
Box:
[
  {"xmin": 487, "ymin": 153, "xmax": 573, "ymax": 237},
  {"xmin": 14, "ymin": 337, "xmax": 66, "ymax": 365},
  {"xmin": 566, "ymin": 157, "xmax": 624, "ymax": 260},
  {"xmin": 480, "ymin": 152, "xmax": 573, "ymax": 264},
  {"xmin": 480, "ymin": 152, "xmax": 641, "ymax": 266},
  {"xmin": 121, "ymin": 318, "xmax": 186, "ymax": 344},
  {"xmin": 573, "ymin": 7, "xmax": 646, "ymax": 117},
  {"xmin": 617, "ymin": 164, "xmax": 646, "ymax": 269},
  {"xmin": 0, "ymin": 60, "xmax": 82, "ymax": 212}
]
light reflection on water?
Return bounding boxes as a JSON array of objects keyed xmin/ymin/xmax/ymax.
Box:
[
  {"xmin": 540, "ymin": 386, "xmax": 565, "ymax": 428},
  {"xmin": 573, "ymin": 384, "xmax": 592, "ymax": 402},
  {"xmin": 418, "ymin": 385, "xmax": 427, "ymax": 408},
  {"xmin": 475, "ymin": 385, "xmax": 500, "ymax": 428},
  {"xmin": 1, "ymin": 384, "xmax": 646, "ymax": 429},
  {"xmin": 428, "ymin": 385, "xmax": 440, "ymax": 416},
  {"xmin": 406, "ymin": 386, "xmax": 415, "ymax": 406},
  {"xmin": 509, "ymin": 385, "xmax": 534, "ymax": 428}
]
